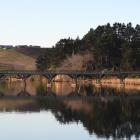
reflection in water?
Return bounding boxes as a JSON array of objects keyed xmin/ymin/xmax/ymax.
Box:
[
  {"xmin": 0, "ymin": 76, "xmax": 140, "ymax": 97},
  {"xmin": 0, "ymin": 97, "xmax": 139, "ymax": 139},
  {"xmin": 0, "ymin": 78, "xmax": 140, "ymax": 139},
  {"xmin": 17, "ymin": 90, "xmax": 31, "ymax": 97},
  {"xmin": 0, "ymin": 78, "xmax": 140, "ymax": 97}
]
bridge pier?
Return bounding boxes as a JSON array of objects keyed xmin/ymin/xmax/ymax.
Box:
[
  {"xmin": 119, "ymin": 75, "xmax": 127, "ymax": 88},
  {"xmin": 71, "ymin": 78, "xmax": 77, "ymax": 87},
  {"xmin": 82, "ymin": 75, "xmax": 85, "ymax": 84},
  {"xmin": 96, "ymin": 77, "xmax": 102, "ymax": 87},
  {"xmin": 71, "ymin": 75, "xmax": 78, "ymax": 87},
  {"xmin": 43, "ymin": 74, "xmax": 56, "ymax": 88},
  {"xmin": 16, "ymin": 74, "xmax": 31, "ymax": 95},
  {"xmin": 47, "ymin": 80, "xmax": 52, "ymax": 88},
  {"xmin": 17, "ymin": 77, "xmax": 30, "ymax": 97},
  {"xmin": 120, "ymin": 78, "xmax": 125, "ymax": 87},
  {"xmin": 23, "ymin": 78, "xmax": 27, "ymax": 89}
]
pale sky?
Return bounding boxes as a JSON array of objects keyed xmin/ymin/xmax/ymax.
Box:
[{"xmin": 0, "ymin": 0, "xmax": 139, "ymax": 47}]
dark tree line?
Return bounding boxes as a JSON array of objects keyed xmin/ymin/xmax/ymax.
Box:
[{"xmin": 36, "ymin": 23, "xmax": 140, "ymax": 71}]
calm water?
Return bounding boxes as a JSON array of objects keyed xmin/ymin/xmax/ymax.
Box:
[{"xmin": 0, "ymin": 78, "xmax": 140, "ymax": 140}]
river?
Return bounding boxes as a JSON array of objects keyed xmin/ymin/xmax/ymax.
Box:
[{"xmin": 0, "ymin": 77, "xmax": 140, "ymax": 140}]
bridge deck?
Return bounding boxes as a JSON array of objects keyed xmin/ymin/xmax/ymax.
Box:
[{"xmin": 0, "ymin": 70, "xmax": 140, "ymax": 76}]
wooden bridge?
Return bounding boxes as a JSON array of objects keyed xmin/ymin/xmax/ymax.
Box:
[{"xmin": 0, "ymin": 70, "xmax": 140, "ymax": 86}]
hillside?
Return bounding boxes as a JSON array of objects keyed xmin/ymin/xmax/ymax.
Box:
[
  {"xmin": 0, "ymin": 49, "xmax": 36, "ymax": 70},
  {"xmin": 15, "ymin": 48, "xmax": 47, "ymax": 58}
]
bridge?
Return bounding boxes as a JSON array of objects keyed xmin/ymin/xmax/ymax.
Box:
[{"xmin": 0, "ymin": 70, "xmax": 140, "ymax": 86}]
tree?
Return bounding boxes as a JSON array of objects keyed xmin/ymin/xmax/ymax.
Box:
[
  {"xmin": 36, "ymin": 55, "xmax": 48, "ymax": 71},
  {"xmin": 36, "ymin": 23, "xmax": 140, "ymax": 71}
]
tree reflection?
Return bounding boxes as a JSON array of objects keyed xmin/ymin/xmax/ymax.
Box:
[
  {"xmin": 36, "ymin": 97, "xmax": 140, "ymax": 139},
  {"xmin": 0, "ymin": 96, "xmax": 139, "ymax": 139}
]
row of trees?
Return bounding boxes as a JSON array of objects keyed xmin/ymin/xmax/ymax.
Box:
[{"xmin": 36, "ymin": 23, "xmax": 140, "ymax": 71}]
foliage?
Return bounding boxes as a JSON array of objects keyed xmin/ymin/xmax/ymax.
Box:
[{"xmin": 36, "ymin": 23, "xmax": 140, "ymax": 71}]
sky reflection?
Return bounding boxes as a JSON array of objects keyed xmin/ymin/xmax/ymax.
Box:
[{"xmin": 0, "ymin": 111, "xmax": 98, "ymax": 140}]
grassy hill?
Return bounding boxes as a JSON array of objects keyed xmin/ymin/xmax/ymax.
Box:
[
  {"xmin": 0, "ymin": 48, "xmax": 92, "ymax": 71},
  {"xmin": 15, "ymin": 48, "xmax": 47, "ymax": 58},
  {"xmin": 0, "ymin": 48, "xmax": 36, "ymax": 70}
]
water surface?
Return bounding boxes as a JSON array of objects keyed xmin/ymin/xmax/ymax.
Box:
[{"xmin": 0, "ymin": 78, "xmax": 140, "ymax": 140}]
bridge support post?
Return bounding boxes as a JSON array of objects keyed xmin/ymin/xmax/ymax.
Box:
[
  {"xmin": 82, "ymin": 75, "xmax": 85, "ymax": 85},
  {"xmin": 71, "ymin": 74, "xmax": 78, "ymax": 88},
  {"xmin": 119, "ymin": 75, "xmax": 126, "ymax": 88},
  {"xmin": 23, "ymin": 78, "xmax": 27, "ymax": 90},
  {"xmin": 96, "ymin": 77, "xmax": 102, "ymax": 87},
  {"xmin": 17, "ymin": 76, "xmax": 30, "ymax": 97},
  {"xmin": 71, "ymin": 78, "xmax": 77, "ymax": 87},
  {"xmin": 43, "ymin": 73, "xmax": 56, "ymax": 88},
  {"xmin": 120, "ymin": 78, "xmax": 125, "ymax": 87},
  {"xmin": 16, "ymin": 74, "xmax": 31, "ymax": 94},
  {"xmin": 47, "ymin": 80, "xmax": 52, "ymax": 88}
]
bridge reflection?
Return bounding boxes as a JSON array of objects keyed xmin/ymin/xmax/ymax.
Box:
[
  {"xmin": 0, "ymin": 75, "xmax": 140, "ymax": 97},
  {"xmin": 0, "ymin": 82, "xmax": 136, "ymax": 97}
]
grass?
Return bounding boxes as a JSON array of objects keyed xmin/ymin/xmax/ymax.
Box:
[{"xmin": 0, "ymin": 48, "xmax": 36, "ymax": 70}]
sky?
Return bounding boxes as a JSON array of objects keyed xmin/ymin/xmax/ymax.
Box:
[{"xmin": 0, "ymin": 0, "xmax": 139, "ymax": 47}]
